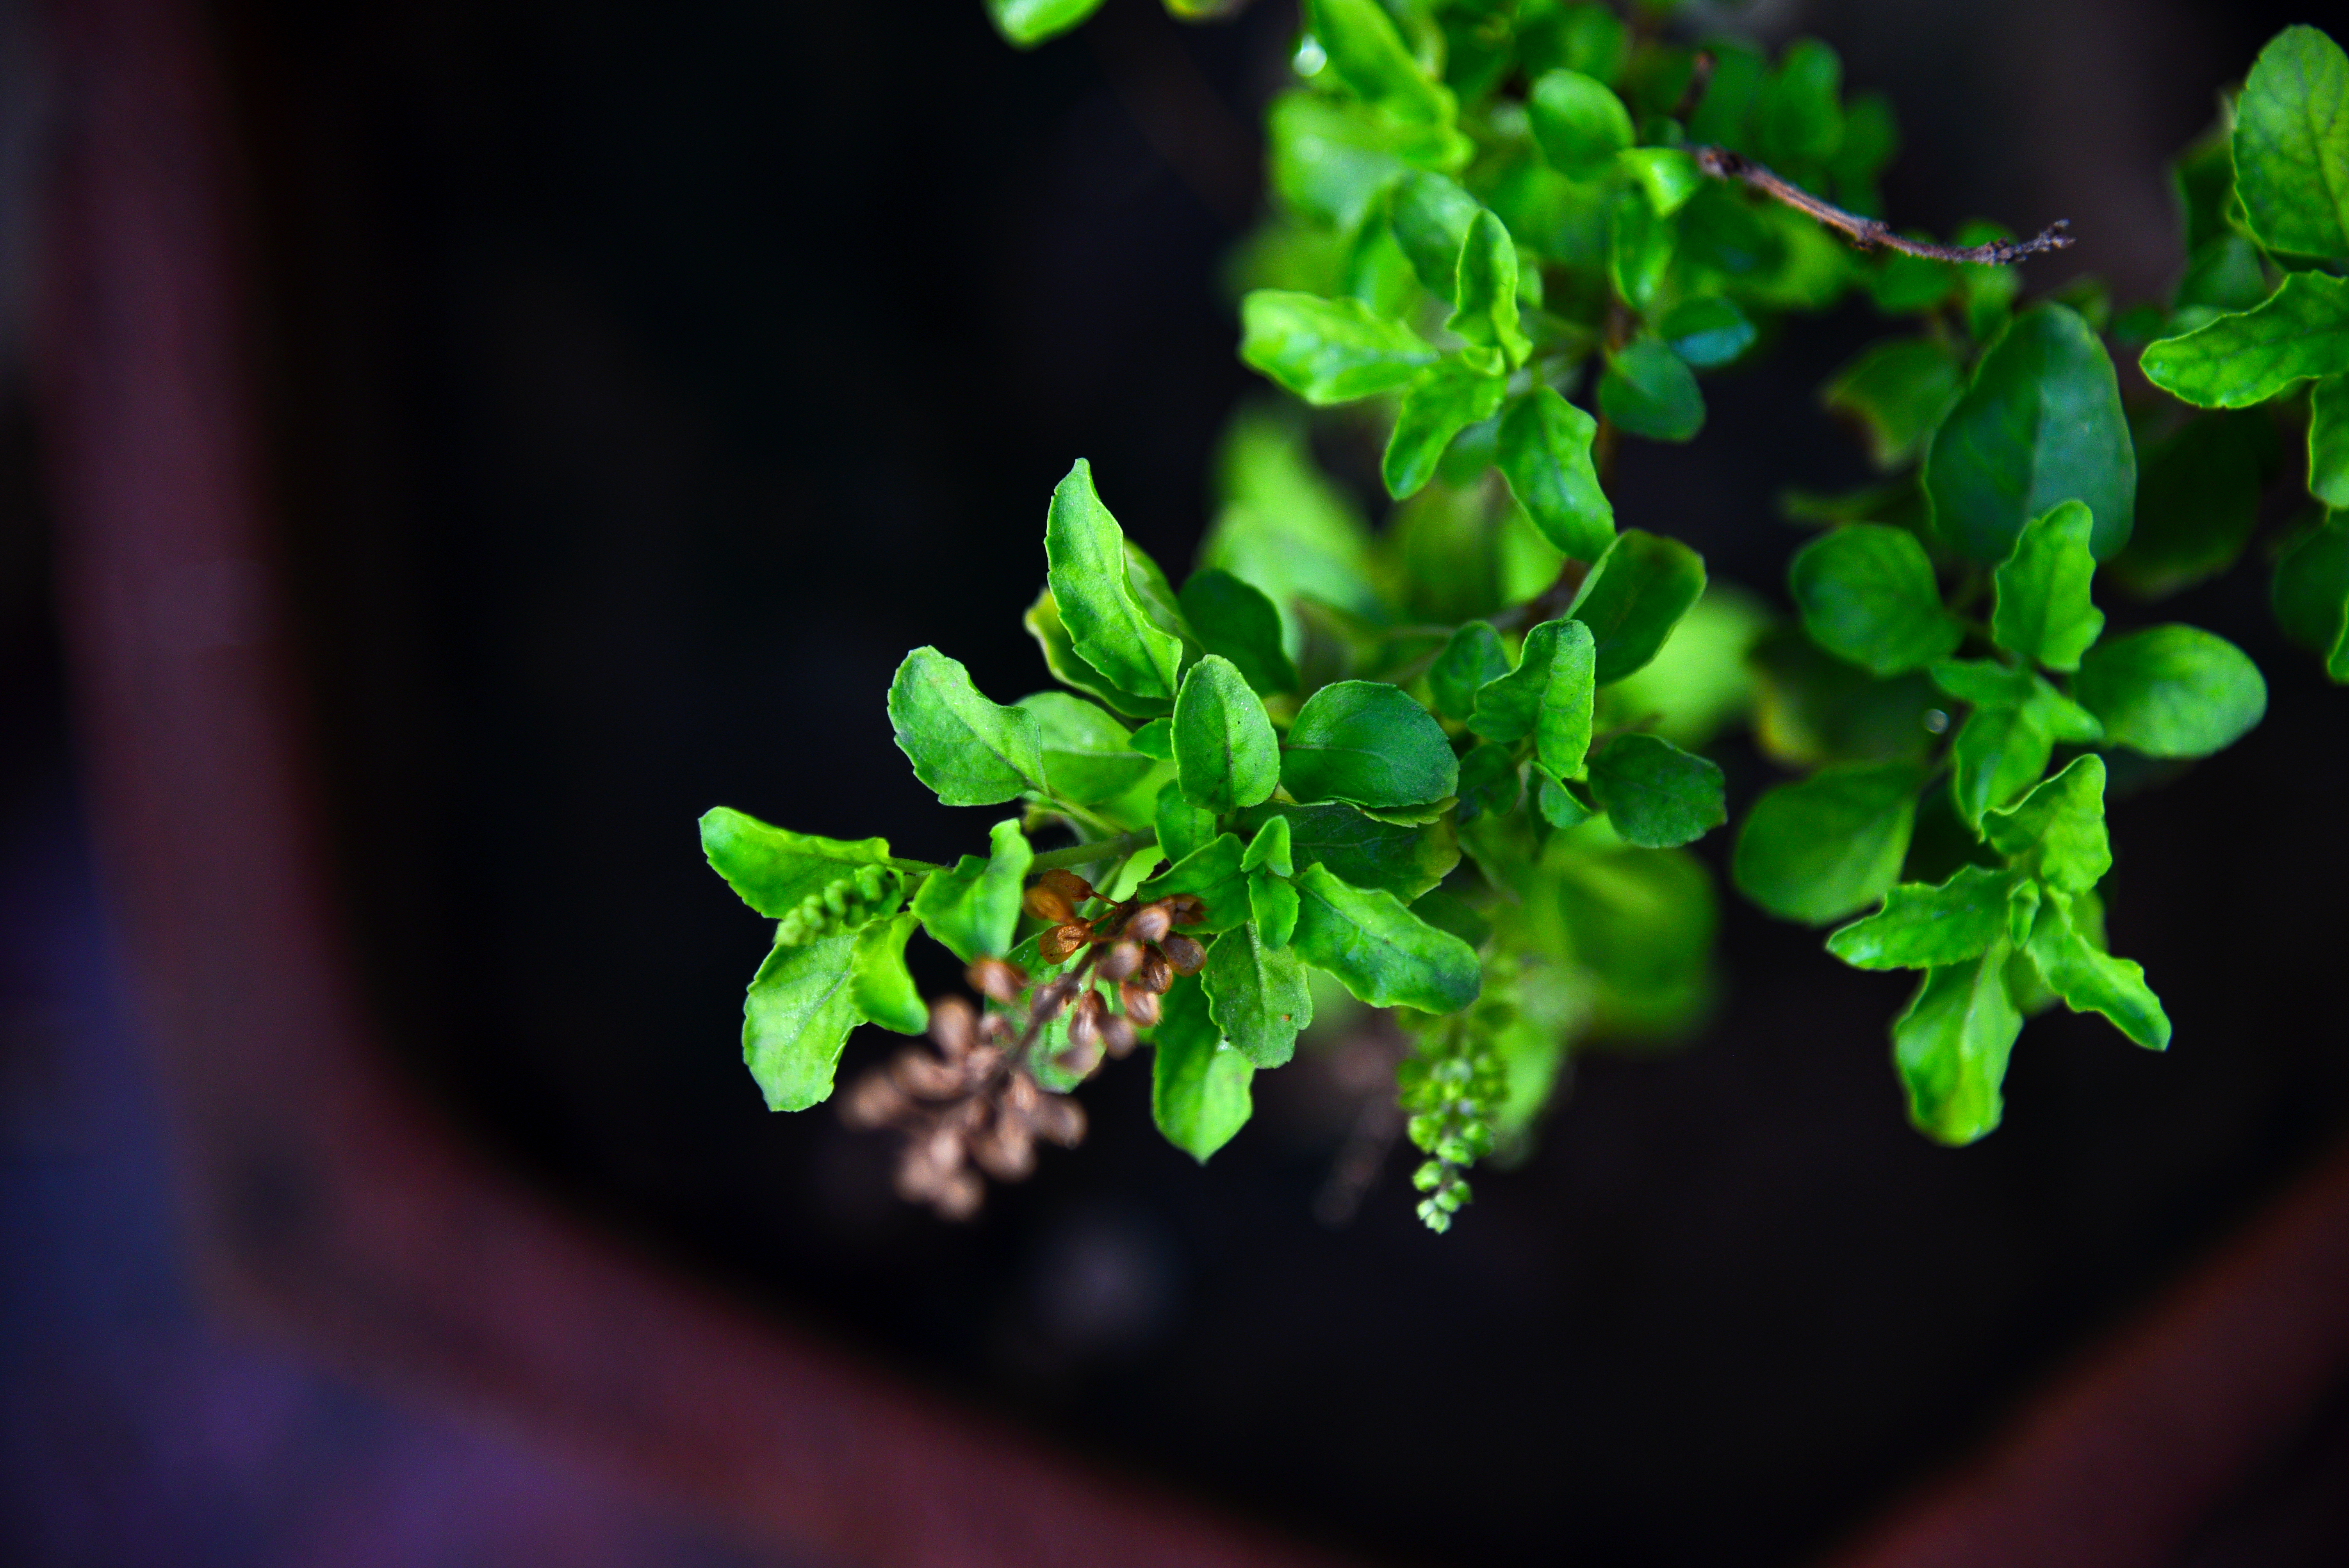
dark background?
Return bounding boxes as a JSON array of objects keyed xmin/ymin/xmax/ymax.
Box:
[{"xmin": 7, "ymin": 0, "xmax": 2347, "ymax": 1563}]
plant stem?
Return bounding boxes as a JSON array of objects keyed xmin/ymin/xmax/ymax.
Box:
[
  {"xmin": 1029, "ymin": 830, "xmax": 1154, "ymax": 874},
  {"xmin": 1693, "ymin": 147, "xmax": 2074, "ymax": 264}
]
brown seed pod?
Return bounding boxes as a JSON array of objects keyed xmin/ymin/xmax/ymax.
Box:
[
  {"xmin": 970, "ymin": 1114, "xmax": 1037, "ymax": 1181},
  {"xmin": 890, "ymin": 1046, "xmax": 966, "ymax": 1099},
  {"xmin": 929, "ymin": 995, "xmax": 977, "ymax": 1057},
  {"xmin": 1027, "ymin": 1092, "xmax": 1087, "ymax": 1147},
  {"xmin": 930, "ymin": 1167, "xmax": 984, "ymax": 1221},
  {"xmin": 1037, "ymin": 868, "xmax": 1095, "ymax": 905},
  {"xmin": 1119, "ymin": 982, "xmax": 1162, "ymax": 1028},
  {"xmin": 1099, "ymin": 1011, "xmax": 1137, "ymax": 1058},
  {"xmin": 1134, "ymin": 950, "xmax": 1174, "ymax": 994},
  {"xmin": 1126, "ymin": 903, "xmax": 1173, "ymax": 944},
  {"xmin": 975, "ymin": 1009, "xmax": 1014, "ymax": 1044},
  {"xmin": 1022, "ymin": 883, "xmax": 1075, "ymax": 924},
  {"xmin": 1030, "ymin": 976, "xmax": 1075, "ymax": 1023},
  {"xmin": 1066, "ymin": 989, "xmax": 1104, "ymax": 1050},
  {"xmin": 966, "ymin": 956, "xmax": 1027, "ymax": 1004},
  {"xmin": 1038, "ymin": 921, "xmax": 1093, "ymax": 963},
  {"xmin": 1053, "ymin": 1035, "xmax": 1103, "ymax": 1080},
  {"xmin": 838, "ymin": 1069, "xmax": 909, "ymax": 1129},
  {"xmin": 1160, "ymin": 933, "xmax": 1207, "ymax": 975},
  {"xmin": 1162, "ymin": 893, "xmax": 1208, "ymax": 926},
  {"xmin": 1096, "ymin": 940, "xmax": 1145, "ymax": 982}
]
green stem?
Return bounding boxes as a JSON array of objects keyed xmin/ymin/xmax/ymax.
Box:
[{"xmin": 1029, "ymin": 830, "xmax": 1155, "ymax": 874}]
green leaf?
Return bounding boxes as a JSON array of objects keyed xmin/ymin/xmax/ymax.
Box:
[
  {"xmin": 1429, "ymin": 620, "xmax": 1511, "ymax": 720},
  {"xmin": 1527, "ymin": 68, "xmax": 1633, "ymax": 179},
  {"xmin": 1241, "ymin": 814, "xmax": 1294, "ymax": 877},
  {"xmin": 1282, "ymin": 680, "xmax": 1460, "ymax": 807},
  {"xmin": 2273, "ymin": 513, "xmax": 2349, "ymax": 679},
  {"xmin": 2109, "ymin": 414, "xmax": 2265, "ymax": 598},
  {"xmin": 1732, "ymin": 761, "xmax": 1925, "ymax": 925},
  {"xmin": 1823, "ymin": 337, "xmax": 1963, "ymax": 470},
  {"xmin": 850, "ymin": 912, "xmax": 929, "ymax": 1034},
  {"xmin": 983, "ymin": 0, "xmax": 1105, "ymax": 48},
  {"xmin": 1138, "ymin": 832, "xmax": 1251, "ymax": 933},
  {"xmin": 1617, "ymin": 147, "xmax": 1705, "ymax": 217},
  {"xmin": 2022, "ymin": 893, "xmax": 2171, "ymax": 1049},
  {"xmin": 1991, "ymin": 501, "xmax": 2105, "ymax": 672},
  {"xmin": 2074, "ymin": 625, "xmax": 2267, "ymax": 758},
  {"xmin": 1290, "ymin": 862, "xmax": 1481, "ymax": 1012},
  {"xmin": 1266, "ymin": 91, "xmax": 1468, "ymax": 233},
  {"xmin": 2174, "ymin": 234, "xmax": 2272, "ymax": 314},
  {"xmin": 1982, "ymin": 755, "xmax": 2110, "ymax": 895},
  {"xmin": 1657, "ymin": 296, "xmax": 1756, "ymax": 369},
  {"xmin": 1155, "ymin": 780, "xmax": 1217, "ymax": 866},
  {"xmin": 1535, "ymin": 770, "xmax": 1596, "ymax": 827},
  {"xmin": 1306, "ymin": 0, "xmax": 1456, "ymax": 128},
  {"xmin": 1202, "ymin": 408, "xmax": 1384, "ymax": 637},
  {"xmin": 741, "ymin": 932, "xmax": 862, "ymax": 1112},
  {"xmin": 1240, "ymin": 290, "xmax": 1438, "ymax": 406},
  {"xmin": 1567, "ymin": 529, "xmax": 1707, "ymax": 684},
  {"xmin": 1177, "ymin": 568, "xmax": 1299, "ymax": 696},
  {"xmin": 1021, "ymin": 690, "xmax": 1156, "ymax": 806},
  {"xmin": 1756, "ymin": 38, "xmax": 1844, "ymax": 167},
  {"xmin": 1172, "ymin": 655, "xmax": 1280, "ymax": 813},
  {"xmin": 1466, "ymin": 616, "xmax": 1596, "ymax": 779},
  {"xmin": 1891, "ymin": 945, "xmax": 2022, "ymax": 1145},
  {"xmin": 1234, "ymin": 800, "xmax": 1460, "ymax": 900},
  {"xmin": 2311, "ymin": 373, "xmax": 2349, "ymax": 508},
  {"xmin": 1826, "ymin": 864, "xmax": 2013, "ymax": 970},
  {"xmin": 1023, "ymin": 589, "xmax": 1169, "ymax": 720},
  {"xmin": 1949, "ymin": 705, "xmax": 2054, "ymax": 828},
  {"xmin": 1151, "ymin": 975, "xmax": 1254, "ymax": 1162},
  {"xmin": 1203, "ymin": 922, "xmax": 1314, "ymax": 1066},
  {"xmin": 1045, "ymin": 460, "xmax": 1185, "ymax": 702},
  {"xmin": 699, "ymin": 808, "xmax": 898, "ymax": 919},
  {"xmin": 1128, "ymin": 717, "xmax": 1174, "ymax": 759},
  {"xmin": 1389, "ymin": 170, "xmax": 1481, "ymax": 301},
  {"xmin": 1453, "ymin": 742, "xmax": 1521, "ymax": 824},
  {"xmin": 1584, "ymin": 732, "xmax": 1725, "ymax": 848},
  {"xmin": 1927, "ymin": 304, "xmax": 2136, "ymax": 564},
  {"xmin": 2230, "ymin": 25, "xmax": 2349, "ymax": 259},
  {"xmin": 1249, "ymin": 870, "xmax": 1300, "ymax": 949},
  {"xmin": 1789, "ymin": 525, "xmax": 1960, "ymax": 677},
  {"xmin": 909, "ymin": 819, "xmax": 1033, "ymax": 962},
  {"xmin": 1929, "ymin": 659, "xmax": 2103, "ymax": 736},
  {"xmin": 889, "ymin": 647, "xmax": 1048, "ymax": 806},
  {"xmin": 2139, "ymin": 272, "xmax": 2349, "ymax": 409},
  {"xmin": 1384, "ymin": 356, "xmax": 1510, "ymax": 498},
  {"xmin": 1445, "ymin": 210, "xmax": 1532, "ymax": 366},
  {"xmin": 1598, "ymin": 337, "xmax": 1704, "ymax": 442},
  {"xmin": 1687, "ymin": 41, "xmax": 1765, "ymax": 152},
  {"xmin": 1496, "ymin": 389, "xmax": 1615, "ymax": 561},
  {"xmin": 1607, "ymin": 191, "xmax": 1675, "ymax": 313}
]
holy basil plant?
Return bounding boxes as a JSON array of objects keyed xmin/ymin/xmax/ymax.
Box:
[{"xmin": 704, "ymin": 5, "xmax": 2335, "ymax": 1230}]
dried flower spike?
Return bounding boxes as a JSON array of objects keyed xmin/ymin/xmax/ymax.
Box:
[{"xmin": 1037, "ymin": 868, "xmax": 1094, "ymax": 905}]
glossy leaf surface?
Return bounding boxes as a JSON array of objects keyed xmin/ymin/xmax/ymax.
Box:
[
  {"xmin": 889, "ymin": 647, "xmax": 1046, "ymax": 806},
  {"xmin": 1585, "ymin": 733, "xmax": 1726, "ymax": 848},
  {"xmin": 1291, "ymin": 863, "xmax": 1481, "ymax": 1013},
  {"xmin": 2075, "ymin": 625, "xmax": 2267, "ymax": 757},
  {"xmin": 1567, "ymin": 529, "xmax": 1706, "ymax": 684},
  {"xmin": 1203, "ymin": 922, "xmax": 1314, "ymax": 1067},
  {"xmin": 1173, "ymin": 655, "xmax": 1280, "ymax": 813},
  {"xmin": 1733, "ymin": 761, "xmax": 1924, "ymax": 925},
  {"xmin": 1283, "ymin": 681, "xmax": 1460, "ymax": 807}
]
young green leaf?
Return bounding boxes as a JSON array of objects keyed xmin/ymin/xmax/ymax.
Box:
[
  {"xmin": 1266, "ymin": 91, "xmax": 1469, "ymax": 235},
  {"xmin": 1496, "ymin": 389, "xmax": 1616, "ymax": 561},
  {"xmin": 1599, "ymin": 337, "xmax": 1704, "ymax": 442},
  {"xmin": 1023, "ymin": 590, "xmax": 1170, "ymax": 720},
  {"xmin": 1982, "ymin": 755, "xmax": 2110, "ymax": 895},
  {"xmin": 1249, "ymin": 870, "xmax": 1300, "ymax": 949},
  {"xmin": 2272, "ymin": 513, "xmax": 2349, "ymax": 679},
  {"xmin": 2139, "ymin": 272, "xmax": 2349, "ymax": 408},
  {"xmin": 1239, "ymin": 290, "xmax": 1438, "ymax": 406},
  {"xmin": 1151, "ymin": 974, "xmax": 1254, "ymax": 1163},
  {"xmin": 1022, "ymin": 690, "xmax": 1156, "ymax": 806},
  {"xmin": 1618, "ymin": 147, "xmax": 1705, "ymax": 217},
  {"xmin": 1445, "ymin": 210, "xmax": 1532, "ymax": 366},
  {"xmin": 1825, "ymin": 865, "xmax": 2013, "ymax": 970},
  {"xmin": 1429, "ymin": 620, "xmax": 1512, "ymax": 720},
  {"xmin": 984, "ymin": 0, "xmax": 1106, "ymax": 49},
  {"xmin": 850, "ymin": 912, "xmax": 929, "ymax": 1035},
  {"xmin": 1138, "ymin": 832, "xmax": 1250, "ymax": 934},
  {"xmin": 1234, "ymin": 800, "xmax": 1460, "ymax": 900},
  {"xmin": 1467, "ymin": 617, "xmax": 1596, "ymax": 779},
  {"xmin": 700, "ymin": 808, "xmax": 899, "ymax": 919},
  {"xmin": 1584, "ymin": 732, "xmax": 1726, "ymax": 848},
  {"xmin": 1788, "ymin": 524, "xmax": 1961, "ymax": 676},
  {"xmin": 2021, "ymin": 894, "xmax": 2171, "ymax": 1050},
  {"xmin": 1535, "ymin": 770, "xmax": 1596, "ymax": 827},
  {"xmin": 1128, "ymin": 717, "xmax": 1174, "ymax": 759},
  {"xmin": 1282, "ymin": 680, "xmax": 1460, "ymax": 808},
  {"xmin": 1389, "ymin": 170, "xmax": 1481, "ymax": 302},
  {"xmin": 1607, "ymin": 191, "xmax": 1674, "ymax": 314},
  {"xmin": 1177, "ymin": 568, "xmax": 1299, "ymax": 696},
  {"xmin": 1568, "ymin": 529, "xmax": 1707, "ymax": 684},
  {"xmin": 1290, "ymin": 862, "xmax": 1481, "ymax": 1013},
  {"xmin": 1756, "ymin": 38, "xmax": 1844, "ymax": 167},
  {"xmin": 1732, "ymin": 761, "xmax": 1925, "ymax": 925},
  {"xmin": 889, "ymin": 647, "xmax": 1048, "ymax": 806},
  {"xmin": 1241, "ymin": 814, "xmax": 1294, "ymax": 877},
  {"xmin": 1925, "ymin": 303, "xmax": 2135, "ymax": 563},
  {"xmin": 1991, "ymin": 501, "xmax": 2105, "ymax": 672},
  {"xmin": 1384, "ymin": 356, "xmax": 1510, "ymax": 498},
  {"xmin": 1526, "ymin": 68, "xmax": 1633, "ymax": 178},
  {"xmin": 1172, "ymin": 655, "xmax": 1280, "ymax": 814},
  {"xmin": 2109, "ymin": 415, "xmax": 2265, "ymax": 598},
  {"xmin": 1658, "ymin": 296, "xmax": 1757, "ymax": 369},
  {"xmin": 2074, "ymin": 625, "xmax": 2267, "ymax": 758},
  {"xmin": 1305, "ymin": 0, "xmax": 1456, "ymax": 128},
  {"xmin": 2310, "ymin": 373, "xmax": 2349, "ymax": 507},
  {"xmin": 2230, "ymin": 25, "xmax": 2349, "ymax": 260},
  {"xmin": 741, "ymin": 931, "xmax": 862, "ymax": 1112},
  {"xmin": 1045, "ymin": 460, "xmax": 1184, "ymax": 702},
  {"xmin": 1203, "ymin": 922, "xmax": 1315, "ymax": 1067},
  {"xmin": 909, "ymin": 819, "xmax": 1033, "ymax": 962},
  {"xmin": 1155, "ymin": 780, "xmax": 1217, "ymax": 867},
  {"xmin": 1891, "ymin": 944, "xmax": 2023, "ymax": 1146},
  {"xmin": 1950, "ymin": 706, "xmax": 2057, "ymax": 828},
  {"xmin": 1822, "ymin": 338, "xmax": 1963, "ymax": 470}
]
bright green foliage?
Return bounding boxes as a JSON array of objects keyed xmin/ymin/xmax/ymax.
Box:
[
  {"xmin": 1892, "ymin": 946, "xmax": 2022, "ymax": 1145},
  {"xmin": 1789, "ymin": 525, "xmax": 1959, "ymax": 676},
  {"xmin": 1586, "ymin": 734, "xmax": 1726, "ymax": 849},
  {"xmin": 700, "ymin": 809, "xmax": 900, "ymax": 922},
  {"xmin": 1824, "ymin": 339, "xmax": 1962, "ymax": 469},
  {"xmin": 850, "ymin": 914, "xmax": 929, "ymax": 1035},
  {"xmin": 1173, "ymin": 655, "xmax": 1280, "ymax": 813},
  {"xmin": 1385, "ymin": 356, "xmax": 1509, "ymax": 497},
  {"xmin": 1238, "ymin": 801, "xmax": 1458, "ymax": 901},
  {"xmin": 742, "ymin": 933, "xmax": 863, "ymax": 1112},
  {"xmin": 1178, "ymin": 568, "xmax": 1299, "ymax": 695},
  {"xmin": 1983, "ymin": 757, "xmax": 2110, "ymax": 895},
  {"xmin": 1152, "ymin": 975, "xmax": 1253, "ymax": 1162},
  {"xmin": 1203, "ymin": 922, "xmax": 1314, "ymax": 1067},
  {"xmin": 1569, "ymin": 531, "xmax": 1706, "ymax": 683},
  {"xmin": 1026, "ymin": 691, "xmax": 1155, "ymax": 806},
  {"xmin": 984, "ymin": 0, "xmax": 1103, "ymax": 48},
  {"xmin": 2140, "ymin": 273, "xmax": 2349, "ymax": 408},
  {"xmin": 1291, "ymin": 862, "xmax": 1480, "ymax": 1012},
  {"xmin": 1732, "ymin": 762, "xmax": 1924, "ymax": 925},
  {"xmin": 1497, "ymin": 390, "xmax": 1614, "ymax": 559},
  {"xmin": 911, "ymin": 819, "xmax": 1032, "ymax": 962},
  {"xmin": 1446, "ymin": 211, "xmax": 1531, "ymax": 365},
  {"xmin": 2075, "ymin": 626, "xmax": 2267, "ymax": 758},
  {"xmin": 888, "ymin": 648, "xmax": 1047, "ymax": 806},
  {"xmin": 1390, "ymin": 171, "xmax": 1482, "ymax": 300},
  {"xmin": 1243, "ymin": 816, "xmax": 1299, "ymax": 949},
  {"xmin": 1658, "ymin": 296, "xmax": 1755, "ymax": 368},
  {"xmin": 1397, "ymin": 1009, "xmax": 1504, "ymax": 1232},
  {"xmin": 2310, "ymin": 376, "xmax": 2349, "ymax": 507},
  {"xmin": 1527, "ymin": 69, "xmax": 1633, "ymax": 178},
  {"xmin": 1283, "ymin": 680, "xmax": 1459, "ymax": 807},
  {"xmin": 2023, "ymin": 895, "xmax": 2171, "ymax": 1049},
  {"xmin": 2231, "ymin": 26, "xmax": 2349, "ymax": 258},
  {"xmin": 1306, "ymin": 0, "xmax": 1455, "ymax": 128},
  {"xmin": 1429, "ymin": 620, "xmax": 1511, "ymax": 719},
  {"xmin": 1467, "ymin": 617, "xmax": 1595, "ymax": 782},
  {"xmin": 1827, "ymin": 866, "xmax": 2014, "ymax": 970},
  {"xmin": 1599, "ymin": 338, "xmax": 1704, "ymax": 441},
  {"xmin": 1240, "ymin": 291, "xmax": 1437, "ymax": 404},
  {"xmin": 1046, "ymin": 461, "xmax": 1185, "ymax": 700},
  {"xmin": 2274, "ymin": 516, "xmax": 2349, "ymax": 679},
  {"xmin": 1139, "ymin": 833, "xmax": 1250, "ymax": 934},
  {"xmin": 1991, "ymin": 502, "xmax": 2105, "ymax": 672}
]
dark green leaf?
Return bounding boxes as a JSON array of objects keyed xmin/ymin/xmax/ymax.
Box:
[
  {"xmin": 1732, "ymin": 760, "xmax": 1925, "ymax": 925},
  {"xmin": 1155, "ymin": 780, "xmax": 1217, "ymax": 866},
  {"xmin": 1203, "ymin": 922, "xmax": 1315, "ymax": 1066},
  {"xmin": 2230, "ymin": 25, "xmax": 2349, "ymax": 259},
  {"xmin": 1445, "ymin": 210, "xmax": 1532, "ymax": 366},
  {"xmin": 1927, "ymin": 304, "xmax": 2136, "ymax": 564},
  {"xmin": 1982, "ymin": 755, "xmax": 2110, "ymax": 895},
  {"xmin": 1748, "ymin": 625, "xmax": 1939, "ymax": 767},
  {"xmin": 1497, "ymin": 389, "xmax": 1615, "ymax": 560},
  {"xmin": 1202, "ymin": 408, "xmax": 1384, "ymax": 633},
  {"xmin": 1467, "ymin": 616, "xmax": 1596, "ymax": 780},
  {"xmin": 1823, "ymin": 337, "xmax": 1963, "ymax": 470},
  {"xmin": 1950, "ymin": 706, "xmax": 2053, "ymax": 828},
  {"xmin": 741, "ymin": 932, "xmax": 861, "ymax": 1112},
  {"xmin": 1453, "ymin": 742, "xmax": 1521, "ymax": 825},
  {"xmin": 1282, "ymin": 680, "xmax": 1460, "ymax": 807},
  {"xmin": 1291, "ymin": 862, "xmax": 1482, "ymax": 1012},
  {"xmin": 1527, "ymin": 68, "xmax": 1633, "ymax": 179},
  {"xmin": 1137, "ymin": 832, "xmax": 1250, "ymax": 934},
  {"xmin": 1384, "ymin": 356, "xmax": 1510, "ymax": 498},
  {"xmin": 1518, "ymin": 1, "xmax": 1626, "ymax": 85},
  {"xmin": 850, "ymin": 912, "xmax": 929, "ymax": 1034},
  {"xmin": 1151, "ymin": 974, "xmax": 1253, "ymax": 1162},
  {"xmin": 1686, "ymin": 42, "xmax": 1764, "ymax": 152},
  {"xmin": 1046, "ymin": 461, "xmax": 1184, "ymax": 701},
  {"xmin": 2139, "ymin": 272, "xmax": 2349, "ymax": 408},
  {"xmin": 1177, "ymin": 568, "xmax": 1299, "ymax": 696},
  {"xmin": 1234, "ymin": 800, "xmax": 1460, "ymax": 900},
  {"xmin": 1172, "ymin": 655, "xmax": 1280, "ymax": 813},
  {"xmin": 1429, "ymin": 620, "xmax": 1511, "ymax": 719},
  {"xmin": 700, "ymin": 808, "xmax": 898, "ymax": 919},
  {"xmin": 1585, "ymin": 732, "xmax": 1725, "ymax": 848},
  {"xmin": 1389, "ymin": 170, "xmax": 1481, "ymax": 300},
  {"xmin": 1239, "ymin": 290, "xmax": 1438, "ymax": 406},
  {"xmin": 1568, "ymin": 529, "xmax": 1707, "ymax": 684},
  {"xmin": 2174, "ymin": 234, "xmax": 2273, "ymax": 314},
  {"xmin": 2109, "ymin": 414, "xmax": 2265, "ymax": 597},
  {"xmin": 1023, "ymin": 589, "xmax": 1170, "ymax": 720},
  {"xmin": 1657, "ymin": 295, "xmax": 1756, "ymax": 368},
  {"xmin": 2075, "ymin": 624, "xmax": 2267, "ymax": 757},
  {"xmin": 1891, "ymin": 944, "xmax": 2022, "ymax": 1145},
  {"xmin": 1928, "ymin": 659, "xmax": 2102, "ymax": 735},
  {"xmin": 1408, "ymin": 888, "xmax": 1491, "ymax": 950},
  {"xmin": 2171, "ymin": 126, "xmax": 2237, "ymax": 254},
  {"xmin": 2311, "ymin": 373, "xmax": 2349, "ymax": 507},
  {"xmin": 1021, "ymin": 690, "xmax": 1155, "ymax": 806},
  {"xmin": 2272, "ymin": 513, "xmax": 2349, "ymax": 679},
  {"xmin": 984, "ymin": 0, "xmax": 1105, "ymax": 48},
  {"xmin": 1991, "ymin": 501, "xmax": 2105, "ymax": 672},
  {"xmin": 909, "ymin": 819, "xmax": 1033, "ymax": 962},
  {"xmin": 1756, "ymin": 38, "xmax": 1843, "ymax": 167},
  {"xmin": 1306, "ymin": 0, "xmax": 1456, "ymax": 128},
  {"xmin": 1788, "ymin": 524, "xmax": 1958, "ymax": 676},
  {"xmin": 2022, "ymin": 893, "xmax": 2171, "ymax": 1049},
  {"xmin": 1827, "ymin": 865, "xmax": 2013, "ymax": 970},
  {"xmin": 1598, "ymin": 337, "xmax": 1704, "ymax": 441},
  {"xmin": 889, "ymin": 647, "xmax": 1048, "ymax": 806}
]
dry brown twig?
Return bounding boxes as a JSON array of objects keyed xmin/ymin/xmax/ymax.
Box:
[{"xmin": 1692, "ymin": 146, "xmax": 2074, "ymax": 265}]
